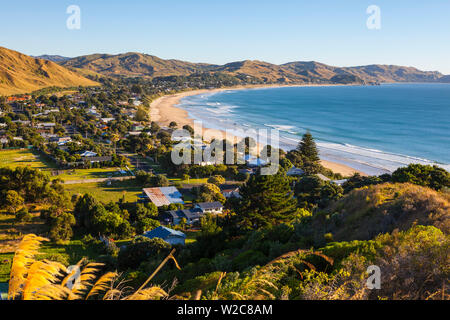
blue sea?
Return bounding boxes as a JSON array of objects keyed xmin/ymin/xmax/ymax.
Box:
[{"xmin": 176, "ymin": 84, "xmax": 450, "ymax": 175}]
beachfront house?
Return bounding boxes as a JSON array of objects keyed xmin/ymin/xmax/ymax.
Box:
[
  {"xmin": 142, "ymin": 226, "xmax": 186, "ymax": 246},
  {"xmin": 139, "ymin": 187, "xmax": 184, "ymax": 207},
  {"xmin": 194, "ymin": 202, "xmax": 224, "ymax": 214}
]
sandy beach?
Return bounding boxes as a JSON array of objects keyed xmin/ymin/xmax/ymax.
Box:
[{"xmin": 150, "ymin": 85, "xmax": 368, "ymax": 177}]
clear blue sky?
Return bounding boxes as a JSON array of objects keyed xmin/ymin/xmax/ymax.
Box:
[{"xmin": 1, "ymin": 0, "xmax": 449, "ymax": 73}]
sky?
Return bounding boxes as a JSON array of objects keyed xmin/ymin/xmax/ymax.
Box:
[{"xmin": 1, "ymin": 0, "xmax": 449, "ymax": 74}]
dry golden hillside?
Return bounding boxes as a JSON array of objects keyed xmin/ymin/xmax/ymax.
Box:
[
  {"xmin": 325, "ymin": 183, "xmax": 450, "ymax": 241},
  {"xmin": 0, "ymin": 47, "xmax": 99, "ymax": 95},
  {"xmin": 60, "ymin": 52, "xmax": 210, "ymax": 78},
  {"xmin": 295, "ymin": 183, "xmax": 450, "ymax": 246}
]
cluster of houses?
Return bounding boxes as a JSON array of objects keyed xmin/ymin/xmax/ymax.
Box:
[{"xmin": 137, "ymin": 186, "xmax": 230, "ymax": 245}]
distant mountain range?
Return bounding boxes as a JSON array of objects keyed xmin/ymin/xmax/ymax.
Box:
[
  {"xmin": 33, "ymin": 54, "xmax": 72, "ymax": 63},
  {"xmin": 49, "ymin": 52, "xmax": 449, "ymax": 84},
  {"xmin": 1, "ymin": 46, "xmax": 448, "ymax": 96},
  {"xmin": 0, "ymin": 47, "xmax": 99, "ymax": 95}
]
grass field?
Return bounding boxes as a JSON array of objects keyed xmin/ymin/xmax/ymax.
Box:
[
  {"xmin": 0, "ymin": 149, "xmax": 55, "ymax": 169},
  {"xmin": 56, "ymin": 167, "xmax": 134, "ymax": 181},
  {"xmin": 64, "ymin": 179, "xmax": 143, "ymax": 203}
]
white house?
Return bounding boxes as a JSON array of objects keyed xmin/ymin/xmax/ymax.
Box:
[{"xmin": 195, "ymin": 202, "xmax": 224, "ymax": 214}]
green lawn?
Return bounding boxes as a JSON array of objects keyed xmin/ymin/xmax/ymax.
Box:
[
  {"xmin": 185, "ymin": 231, "xmax": 198, "ymax": 245},
  {"xmin": 0, "ymin": 149, "xmax": 54, "ymax": 170},
  {"xmin": 64, "ymin": 179, "xmax": 143, "ymax": 203},
  {"xmin": 169, "ymin": 177, "xmax": 208, "ymax": 185},
  {"xmin": 0, "ymin": 253, "xmax": 14, "ymax": 283},
  {"xmin": 55, "ymin": 167, "xmax": 134, "ymax": 182}
]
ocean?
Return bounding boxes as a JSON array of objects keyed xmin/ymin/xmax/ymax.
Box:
[{"xmin": 176, "ymin": 83, "xmax": 450, "ymax": 175}]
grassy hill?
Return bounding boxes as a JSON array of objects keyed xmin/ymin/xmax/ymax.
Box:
[
  {"xmin": 0, "ymin": 47, "xmax": 100, "ymax": 95},
  {"xmin": 297, "ymin": 183, "xmax": 450, "ymax": 245},
  {"xmin": 60, "ymin": 52, "xmax": 213, "ymax": 78},
  {"xmin": 57, "ymin": 51, "xmax": 450, "ymax": 84}
]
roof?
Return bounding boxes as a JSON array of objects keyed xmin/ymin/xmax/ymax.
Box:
[
  {"xmin": 142, "ymin": 187, "xmax": 184, "ymax": 207},
  {"xmin": 316, "ymin": 173, "xmax": 331, "ymax": 181},
  {"xmin": 196, "ymin": 201, "xmax": 223, "ymax": 210},
  {"xmin": 167, "ymin": 208, "xmax": 203, "ymax": 220},
  {"xmin": 287, "ymin": 166, "xmax": 305, "ymax": 176},
  {"xmin": 79, "ymin": 151, "xmax": 98, "ymax": 157},
  {"xmin": 143, "ymin": 226, "xmax": 186, "ymax": 240}
]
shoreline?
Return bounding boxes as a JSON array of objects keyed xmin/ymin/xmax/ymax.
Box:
[{"xmin": 150, "ymin": 84, "xmax": 369, "ymax": 177}]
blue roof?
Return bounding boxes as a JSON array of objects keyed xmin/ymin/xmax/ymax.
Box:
[{"xmin": 142, "ymin": 226, "xmax": 186, "ymax": 240}]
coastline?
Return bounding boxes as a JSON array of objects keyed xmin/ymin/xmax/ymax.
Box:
[{"xmin": 150, "ymin": 84, "xmax": 369, "ymax": 177}]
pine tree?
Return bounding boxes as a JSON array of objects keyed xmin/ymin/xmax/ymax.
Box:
[
  {"xmin": 297, "ymin": 131, "xmax": 321, "ymax": 174},
  {"xmin": 238, "ymin": 172, "xmax": 297, "ymax": 229}
]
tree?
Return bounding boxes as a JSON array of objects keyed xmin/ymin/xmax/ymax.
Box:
[
  {"xmin": 169, "ymin": 121, "xmax": 177, "ymax": 129},
  {"xmin": 135, "ymin": 218, "xmax": 160, "ymax": 234},
  {"xmin": 118, "ymin": 236, "xmax": 171, "ymax": 269},
  {"xmin": 15, "ymin": 207, "xmax": 32, "ymax": 223},
  {"xmin": 196, "ymin": 183, "xmax": 226, "ymax": 204},
  {"xmin": 391, "ymin": 164, "xmax": 450, "ymax": 191},
  {"xmin": 182, "ymin": 124, "xmax": 194, "ymax": 136},
  {"xmin": 49, "ymin": 212, "xmax": 76, "ymax": 243},
  {"xmin": 207, "ymin": 175, "xmax": 225, "ymax": 186},
  {"xmin": 297, "ymin": 131, "xmax": 321, "ymax": 174},
  {"xmin": 150, "ymin": 122, "xmax": 161, "ymax": 134},
  {"xmin": 4, "ymin": 190, "xmax": 24, "ymax": 214},
  {"xmin": 238, "ymin": 172, "xmax": 297, "ymax": 229},
  {"xmin": 135, "ymin": 108, "xmax": 149, "ymax": 122},
  {"xmin": 294, "ymin": 175, "xmax": 343, "ymax": 209}
]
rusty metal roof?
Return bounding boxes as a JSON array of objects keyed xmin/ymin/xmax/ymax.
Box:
[{"xmin": 142, "ymin": 187, "xmax": 184, "ymax": 207}]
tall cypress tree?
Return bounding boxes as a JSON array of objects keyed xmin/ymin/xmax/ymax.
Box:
[
  {"xmin": 238, "ymin": 172, "xmax": 297, "ymax": 230},
  {"xmin": 297, "ymin": 131, "xmax": 321, "ymax": 174}
]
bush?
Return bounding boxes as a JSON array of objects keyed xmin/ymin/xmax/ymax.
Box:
[
  {"xmin": 15, "ymin": 207, "xmax": 32, "ymax": 222},
  {"xmin": 118, "ymin": 236, "xmax": 171, "ymax": 270}
]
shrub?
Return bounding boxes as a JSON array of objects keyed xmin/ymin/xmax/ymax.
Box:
[{"xmin": 15, "ymin": 207, "xmax": 32, "ymax": 222}]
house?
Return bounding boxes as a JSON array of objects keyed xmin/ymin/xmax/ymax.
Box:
[
  {"xmin": 194, "ymin": 202, "xmax": 224, "ymax": 214},
  {"xmin": 316, "ymin": 174, "xmax": 331, "ymax": 182},
  {"xmin": 81, "ymin": 156, "xmax": 112, "ymax": 163},
  {"xmin": 79, "ymin": 151, "xmax": 98, "ymax": 157},
  {"xmin": 161, "ymin": 208, "xmax": 203, "ymax": 226},
  {"xmin": 140, "ymin": 187, "xmax": 184, "ymax": 207},
  {"xmin": 220, "ymin": 185, "xmax": 241, "ymax": 199},
  {"xmin": 12, "ymin": 120, "xmax": 31, "ymax": 126},
  {"xmin": 239, "ymin": 168, "xmax": 255, "ymax": 175},
  {"xmin": 244, "ymin": 155, "xmax": 267, "ymax": 167},
  {"xmin": 131, "ymin": 124, "xmax": 145, "ymax": 132},
  {"xmin": 142, "ymin": 226, "xmax": 186, "ymax": 245},
  {"xmin": 49, "ymin": 136, "xmax": 72, "ymax": 145},
  {"xmin": 101, "ymin": 118, "xmax": 115, "ymax": 124},
  {"xmin": 332, "ymin": 179, "xmax": 348, "ymax": 186},
  {"xmin": 35, "ymin": 122, "xmax": 56, "ymax": 133},
  {"xmin": 286, "ymin": 166, "xmax": 305, "ymax": 176}
]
